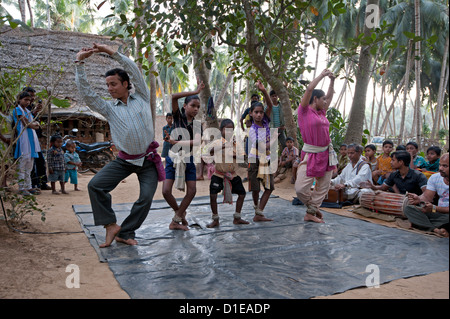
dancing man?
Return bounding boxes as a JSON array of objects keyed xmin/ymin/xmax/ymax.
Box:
[{"xmin": 75, "ymin": 43, "xmax": 161, "ymax": 247}]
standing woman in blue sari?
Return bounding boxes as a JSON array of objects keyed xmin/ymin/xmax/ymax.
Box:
[{"xmin": 13, "ymin": 91, "xmax": 41, "ymax": 195}]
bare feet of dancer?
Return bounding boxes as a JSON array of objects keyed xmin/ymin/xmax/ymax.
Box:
[
  {"xmin": 433, "ymin": 228, "xmax": 449, "ymax": 237},
  {"xmin": 304, "ymin": 206, "xmax": 324, "ymax": 223},
  {"xmin": 207, "ymin": 218, "xmax": 219, "ymax": 228},
  {"xmin": 115, "ymin": 237, "xmax": 138, "ymax": 245},
  {"xmin": 304, "ymin": 212, "xmax": 324, "ymax": 223},
  {"xmin": 169, "ymin": 212, "xmax": 189, "ymax": 231},
  {"xmin": 253, "ymin": 214, "xmax": 273, "ymax": 222},
  {"xmin": 100, "ymin": 223, "xmax": 121, "ymax": 248},
  {"xmin": 233, "ymin": 217, "xmax": 250, "ymax": 225}
]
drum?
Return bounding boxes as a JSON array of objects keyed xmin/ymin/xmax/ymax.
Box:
[
  {"xmin": 323, "ymin": 189, "xmax": 347, "ymax": 204},
  {"xmin": 360, "ymin": 191, "xmax": 408, "ymax": 217}
]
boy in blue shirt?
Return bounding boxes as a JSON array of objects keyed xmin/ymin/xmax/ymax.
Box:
[{"xmin": 64, "ymin": 140, "xmax": 82, "ymax": 191}]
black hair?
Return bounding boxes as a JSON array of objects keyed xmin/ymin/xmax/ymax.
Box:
[
  {"xmin": 391, "ymin": 150, "xmax": 411, "ymax": 167},
  {"xmin": 17, "ymin": 91, "xmax": 31, "ymax": 101},
  {"xmin": 286, "ymin": 137, "xmax": 294, "ymax": 142},
  {"xmin": 382, "ymin": 139, "xmax": 394, "ymax": 147},
  {"xmin": 269, "ymin": 90, "xmax": 276, "ymax": 96},
  {"xmin": 166, "ymin": 113, "xmax": 173, "ymax": 118},
  {"xmin": 220, "ymin": 119, "xmax": 234, "ymax": 131},
  {"xmin": 22, "ymin": 86, "xmax": 36, "ymax": 93},
  {"xmin": 396, "ymin": 145, "xmax": 406, "ymax": 151},
  {"xmin": 105, "ymin": 68, "xmax": 132, "ymax": 90},
  {"xmin": 365, "ymin": 144, "xmax": 376, "ymax": 152},
  {"xmin": 250, "ymin": 101, "xmax": 264, "ymax": 112},
  {"xmin": 427, "ymin": 146, "xmax": 442, "ymax": 156},
  {"xmin": 184, "ymin": 95, "xmax": 200, "ymax": 105},
  {"xmin": 50, "ymin": 134, "xmax": 62, "ymax": 143},
  {"xmin": 340, "ymin": 144, "xmax": 347, "ymax": 148},
  {"xmin": 251, "ymin": 93, "xmax": 259, "ymax": 99},
  {"xmin": 406, "ymin": 141, "xmax": 419, "ymax": 149},
  {"xmin": 309, "ymin": 89, "xmax": 325, "ymax": 105}
]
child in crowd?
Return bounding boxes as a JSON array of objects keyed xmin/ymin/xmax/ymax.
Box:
[
  {"xmin": 274, "ymin": 136, "xmax": 298, "ymax": 183},
  {"xmin": 12, "ymin": 91, "xmax": 41, "ymax": 195},
  {"xmin": 207, "ymin": 119, "xmax": 248, "ymax": 228},
  {"xmin": 406, "ymin": 141, "xmax": 426, "ymax": 169},
  {"xmin": 64, "ymin": 140, "xmax": 82, "ymax": 191},
  {"xmin": 247, "ymin": 80, "xmax": 276, "ymax": 222},
  {"xmin": 162, "ymin": 82, "xmax": 204, "ymax": 231},
  {"xmin": 47, "ymin": 135, "xmax": 67, "ymax": 195},
  {"xmin": 161, "ymin": 112, "xmax": 173, "ymax": 159},
  {"xmin": 422, "ymin": 146, "xmax": 441, "ymax": 172},
  {"xmin": 364, "ymin": 144, "xmax": 378, "ymax": 172},
  {"xmin": 372, "ymin": 139, "xmax": 394, "ymax": 184},
  {"xmin": 337, "ymin": 144, "xmax": 349, "ymax": 175}
]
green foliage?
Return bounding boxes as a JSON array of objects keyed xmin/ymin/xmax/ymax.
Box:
[{"xmin": 326, "ymin": 107, "xmax": 348, "ymax": 151}]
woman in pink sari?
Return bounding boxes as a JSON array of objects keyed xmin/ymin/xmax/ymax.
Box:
[{"xmin": 295, "ymin": 69, "xmax": 337, "ymax": 223}]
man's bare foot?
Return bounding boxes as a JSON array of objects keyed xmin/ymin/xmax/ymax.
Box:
[
  {"xmin": 169, "ymin": 220, "xmax": 189, "ymax": 231},
  {"xmin": 99, "ymin": 223, "xmax": 121, "ymax": 248},
  {"xmin": 233, "ymin": 218, "xmax": 250, "ymax": 225},
  {"xmin": 74, "ymin": 188, "xmax": 81, "ymax": 191},
  {"xmin": 253, "ymin": 214, "xmax": 273, "ymax": 222},
  {"xmin": 197, "ymin": 176, "xmax": 204, "ymax": 180},
  {"xmin": 304, "ymin": 212, "xmax": 324, "ymax": 223},
  {"xmin": 61, "ymin": 190, "xmax": 69, "ymax": 194},
  {"xmin": 207, "ymin": 219, "xmax": 220, "ymax": 228},
  {"xmin": 433, "ymin": 228, "xmax": 449, "ymax": 238},
  {"xmin": 115, "ymin": 237, "xmax": 138, "ymax": 245},
  {"xmin": 52, "ymin": 191, "xmax": 60, "ymax": 195}
]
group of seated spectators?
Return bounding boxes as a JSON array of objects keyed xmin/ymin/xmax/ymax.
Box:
[{"xmin": 330, "ymin": 139, "xmax": 448, "ymax": 237}]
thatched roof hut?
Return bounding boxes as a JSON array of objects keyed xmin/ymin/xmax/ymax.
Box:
[{"xmin": 0, "ymin": 26, "xmax": 128, "ymax": 118}]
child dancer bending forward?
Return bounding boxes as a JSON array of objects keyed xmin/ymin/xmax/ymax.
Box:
[
  {"xmin": 162, "ymin": 82, "xmax": 204, "ymax": 231},
  {"xmin": 207, "ymin": 119, "xmax": 249, "ymax": 228}
]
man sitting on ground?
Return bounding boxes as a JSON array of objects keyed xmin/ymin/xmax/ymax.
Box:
[
  {"xmin": 402, "ymin": 153, "xmax": 449, "ymax": 237},
  {"xmin": 361, "ymin": 150, "xmax": 428, "ymax": 196},
  {"xmin": 330, "ymin": 144, "xmax": 372, "ymax": 204}
]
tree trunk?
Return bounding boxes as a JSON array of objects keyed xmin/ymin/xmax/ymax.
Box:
[
  {"xmin": 18, "ymin": 0, "xmax": 27, "ymax": 23},
  {"xmin": 242, "ymin": 1, "xmax": 297, "ymax": 147},
  {"xmin": 215, "ymin": 71, "xmax": 233, "ymax": 110},
  {"xmin": 344, "ymin": 0, "xmax": 379, "ymax": 145},
  {"xmin": 414, "ymin": 0, "xmax": 422, "ymax": 149},
  {"xmin": 148, "ymin": 46, "xmax": 157, "ymax": 129},
  {"xmin": 399, "ymin": 41, "xmax": 413, "ymax": 144},
  {"xmin": 193, "ymin": 47, "xmax": 218, "ymax": 129},
  {"xmin": 431, "ymin": 34, "xmax": 449, "ymax": 139},
  {"xmin": 26, "ymin": 0, "xmax": 33, "ymax": 27}
]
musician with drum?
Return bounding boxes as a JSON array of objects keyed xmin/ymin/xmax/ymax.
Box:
[
  {"xmin": 361, "ymin": 151, "xmax": 428, "ymax": 196},
  {"xmin": 330, "ymin": 144, "xmax": 372, "ymax": 203},
  {"xmin": 403, "ymin": 153, "xmax": 449, "ymax": 237}
]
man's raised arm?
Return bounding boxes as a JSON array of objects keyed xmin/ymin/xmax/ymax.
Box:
[{"xmin": 92, "ymin": 43, "xmax": 150, "ymax": 102}]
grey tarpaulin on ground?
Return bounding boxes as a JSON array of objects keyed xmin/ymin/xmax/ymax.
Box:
[{"xmin": 73, "ymin": 194, "xmax": 449, "ymax": 299}]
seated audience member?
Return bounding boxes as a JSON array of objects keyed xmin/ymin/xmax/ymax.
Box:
[
  {"xmin": 274, "ymin": 137, "xmax": 298, "ymax": 182},
  {"xmin": 361, "ymin": 150, "xmax": 428, "ymax": 196},
  {"xmin": 372, "ymin": 139, "xmax": 394, "ymax": 184},
  {"xmin": 363, "ymin": 144, "xmax": 377, "ymax": 172},
  {"xmin": 330, "ymin": 144, "xmax": 372, "ymax": 203},
  {"xmin": 403, "ymin": 153, "xmax": 449, "ymax": 237},
  {"xmin": 406, "ymin": 141, "xmax": 426, "ymax": 169},
  {"xmin": 421, "ymin": 146, "xmax": 441, "ymax": 173},
  {"xmin": 336, "ymin": 144, "xmax": 349, "ymax": 175}
]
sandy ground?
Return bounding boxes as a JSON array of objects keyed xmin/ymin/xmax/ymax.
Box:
[{"xmin": 0, "ymin": 167, "xmax": 448, "ymax": 299}]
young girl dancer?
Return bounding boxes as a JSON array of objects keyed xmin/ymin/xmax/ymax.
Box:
[
  {"xmin": 162, "ymin": 82, "xmax": 205, "ymax": 231},
  {"xmin": 247, "ymin": 80, "xmax": 277, "ymax": 222},
  {"xmin": 295, "ymin": 69, "xmax": 337, "ymax": 223}
]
